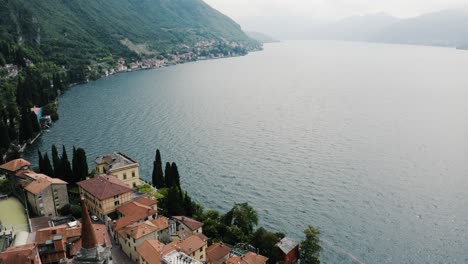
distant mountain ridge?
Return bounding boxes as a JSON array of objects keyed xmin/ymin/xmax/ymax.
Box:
[
  {"xmin": 238, "ymin": 9, "xmax": 468, "ymax": 48},
  {"xmin": 246, "ymin": 31, "xmax": 279, "ymax": 43}
]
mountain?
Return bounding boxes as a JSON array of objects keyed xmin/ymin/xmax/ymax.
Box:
[
  {"xmin": 0, "ymin": 0, "xmax": 259, "ymax": 66},
  {"xmin": 369, "ymin": 10, "xmax": 468, "ymax": 47},
  {"xmin": 246, "ymin": 31, "xmax": 279, "ymax": 43},
  {"xmin": 238, "ymin": 10, "xmax": 468, "ymax": 48}
]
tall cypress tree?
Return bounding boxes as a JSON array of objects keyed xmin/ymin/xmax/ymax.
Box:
[
  {"xmin": 37, "ymin": 150, "xmax": 44, "ymax": 173},
  {"xmin": 19, "ymin": 108, "xmax": 33, "ymax": 143},
  {"xmin": 152, "ymin": 149, "xmax": 164, "ymax": 188},
  {"xmin": 61, "ymin": 145, "xmax": 73, "ymax": 183},
  {"xmin": 42, "ymin": 153, "xmax": 54, "ymax": 177},
  {"xmin": 0, "ymin": 121, "xmax": 10, "ymax": 150},
  {"xmin": 29, "ymin": 111, "xmax": 40, "ymax": 133},
  {"xmin": 171, "ymin": 162, "xmax": 180, "ymax": 188},
  {"xmin": 164, "ymin": 162, "xmax": 172, "ymax": 187},
  {"xmin": 51, "ymin": 144, "xmax": 61, "ymax": 179},
  {"xmin": 73, "ymin": 148, "xmax": 88, "ymax": 182}
]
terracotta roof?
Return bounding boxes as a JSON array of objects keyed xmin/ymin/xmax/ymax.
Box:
[
  {"xmin": 165, "ymin": 235, "xmax": 206, "ymax": 255},
  {"xmin": 77, "ymin": 175, "xmax": 132, "ymax": 200},
  {"xmin": 0, "ymin": 159, "xmax": 31, "ymax": 172},
  {"xmin": 0, "ymin": 243, "xmax": 39, "ymax": 264},
  {"xmin": 207, "ymin": 243, "xmax": 232, "ymax": 264},
  {"xmin": 135, "ymin": 196, "xmax": 158, "ymax": 206},
  {"xmin": 227, "ymin": 252, "xmax": 268, "ymax": 264},
  {"xmin": 173, "ymin": 216, "xmax": 204, "ymax": 231},
  {"xmin": 112, "ymin": 199, "xmax": 158, "ymax": 230},
  {"xmin": 23, "ymin": 175, "xmax": 67, "ymax": 195},
  {"xmin": 137, "ymin": 240, "xmax": 164, "ymax": 264},
  {"xmin": 151, "ymin": 217, "xmax": 169, "ymax": 230},
  {"xmin": 118, "ymin": 220, "xmax": 159, "ymax": 240}
]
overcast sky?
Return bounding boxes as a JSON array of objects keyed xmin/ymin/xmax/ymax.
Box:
[{"xmin": 204, "ymin": 0, "xmax": 468, "ymax": 20}]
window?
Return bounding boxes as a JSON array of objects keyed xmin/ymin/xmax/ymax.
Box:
[
  {"xmin": 123, "ymin": 173, "xmax": 127, "ymax": 180},
  {"xmin": 114, "ymin": 201, "xmax": 120, "ymax": 206},
  {"xmin": 133, "ymin": 182, "xmax": 137, "ymax": 188},
  {"xmin": 114, "ymin": 194, "xmax": 119, "ymax": 199},
  {"xmin": 132, "ymin": 171, "xmax": 135, "ymax": 178}
]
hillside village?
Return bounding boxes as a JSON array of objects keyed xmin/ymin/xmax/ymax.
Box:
[{"xmin": 0, "ymin": 152, "xmax": 302, "ymax": 264}]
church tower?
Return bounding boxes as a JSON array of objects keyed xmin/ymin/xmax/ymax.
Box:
[{"xmin": 72, "ymin": 198, "xmax": 113, "ymax": 264}]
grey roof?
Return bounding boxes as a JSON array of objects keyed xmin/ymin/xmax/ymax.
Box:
[
  {"xmin": 276, "ymin": 237, "xmax": 299, "ymax": 254},
  {"xmin": 95, "ymin": 152, "xmax": 137, "ymax": 171}
]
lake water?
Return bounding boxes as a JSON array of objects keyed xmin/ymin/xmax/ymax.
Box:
[{"xmin": 24, "ymin": 41, "xmax": 468, "ymax": 263}]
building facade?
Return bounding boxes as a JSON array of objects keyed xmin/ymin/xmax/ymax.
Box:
[
  {"xmin": 77, "ymin": 175, "xmax": 133, "ymax": 220},
  {"xmin": 24, "ymin": 175, "xmax": 69, "ymax": 217},
  {"xmin": 95, "ymin": 152, "xmax": 140, "ymax": 188}
]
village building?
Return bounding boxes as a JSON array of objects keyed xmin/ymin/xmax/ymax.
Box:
[
  {"xmin": 0, "ymin": 158, "xmax": 31, "ymax": 181},
  {"xmin": 226, "ymin": 252, "xmax": 268, "ymax": 264},
  {"xmin": 206, "ymin": 242, "xmax": 231, "ymax": 264},
  {"xmin": 110, "ymin": 196, "xmax": 159, "ymax": 235},
  {"xmin": 24, "ymin": 173, "xmax": 69, "ymax": 217},
  {"xmin": 275, "ymin": 237, "xmax": 300, "ymax": 264},
  {"xmin": 117, "ymin": 217, "xmax": 169, "ymax": 262},
  {"xmin": 171, "ymin": 216, "xmax": 203, "ymax": 235},
  {"xmin": 95, "ymin": 152, "xmax": 141, "ymax": 188},
  {"xmin": 34, "ymin": 222, "xmax": 111, "ymax": 263},
  {"xmin": 77, "ymin": 175, "xmax": 132, "ymax": 220},
  {"xmin": 136, "ymin": 234, "xmax": 207, "ymax": 264},
  {"xmin": 0, "ymin": 243, "xmax": 42, "ymax": 264}
]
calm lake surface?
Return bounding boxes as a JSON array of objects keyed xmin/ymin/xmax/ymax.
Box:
[{"xmin": 24, "ymin": 41, "xmax": 468, "ymax": 263}]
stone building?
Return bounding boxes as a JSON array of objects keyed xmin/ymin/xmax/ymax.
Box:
[{"xmin": 95, "ymin": 152, "xmax": 140, "ymax": 188}]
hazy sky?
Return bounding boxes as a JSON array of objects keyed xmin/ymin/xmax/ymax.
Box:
[{"xmin": 204, "ymin": 0, "xmax": 468, "ymax": 20}]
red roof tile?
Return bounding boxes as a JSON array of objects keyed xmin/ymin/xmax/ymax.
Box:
[
  {"xmin": 137, "ymin": 240, "xmax": 164, "ymax": 264},
  {"xmin": 0, "ymin": 243, "xmax": 40, "ymax": 264},
  {"xmin": 0, "ymin": 159, "xmax": 31, "ymax": 172},
  {"xmin": 207, "ymin": 243, "xmax": 231, "ymax": 264},
  {"xmin": 173, "ymin": 216, "xmax": 204, "ymax": 231},
  {"xmin": 77, "ymin": 175, "xmax": 132, "ymax": 200},
  {"xmin": 227, "ymin": 252, "xmax": 268, "ymax": 264},
  {"xmin": 112, "ymin": 199, "xmax": 158, "ymax": 230}
]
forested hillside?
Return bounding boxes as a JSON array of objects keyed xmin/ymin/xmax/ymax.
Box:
[{"xmin": 0, "ymin": 0, "xmax": 260, "ymax": 162}]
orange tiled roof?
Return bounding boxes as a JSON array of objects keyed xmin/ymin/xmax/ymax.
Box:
[
  {"xmin": 227, "ymin": 252, "xmax": 268, "ymax": 264},
  {"xmin": 0, "ymin": 159, "xmax": 31, "ymax": 172},
  {"xmin": 137, "ymin": 240, "xmax": 164, "ymax": 264},
  {"xmin": 173, "ymin": 216, "xmax": 203, "ymax": 231},
  {"xmin": 0, "ymin": 243, "xmax": 39, "ymax": 264},
  {"xmin": 207, "ymin": 243, "xmax": 231, "ymax": 264},
  {"xmin": 112, "ymin": 199, "xmax": 158, "ymax": 230},
  {"xmin": 135, "ymin": 196, "xmax": 158, "ymax": 206},
  {"xmin": 164, "ymin": 235, "xmax": 206, "ymax": 255},
  {"xmin": 23, "ymin": 174, "xmax": 67, "ymax": 195},
  {"xmin": 118, "ymin": 220, "xmax": 159, "ymax": 240},
  {"xmin": 77, "ymin": 175, "xmax": 132, "ymax": 200},
  {"xmin": 151, "ymin": 217, "xmax": 169, "ymax": 230}
]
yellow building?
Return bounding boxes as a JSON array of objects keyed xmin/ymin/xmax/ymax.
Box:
[
  {"xmin": 77, "ymin": 175, "xmax": 133, "ymax": 220},
  {"xmin": 95, "ymin": 152, "xmax": 141, "ymax": 188}
]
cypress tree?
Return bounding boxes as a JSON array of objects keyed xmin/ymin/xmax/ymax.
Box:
[
  {"xmin": 152, "ymin": 149, "xmax": 164, "ymax": 188},
  {"xmin": 51, "ymin": 144, "xmax": 61, "ymax": 179},
  {"xmin": 29, "ymin": 111, "xmax": 40, "ymax": 133},
  {"xmin": 42, "ymin": 153, "xmax": 54, "ymax": 177},
  {"xmin": 167, "ymin": 186, "xmax": 184, "ymax": 216},
  {"xmin": 61, "ymin": 146, "xmax": 73, "ymax": 183},
  {"xmin": 38, "ymin": 150, "xmax": 44, "ymax": 173},
  {"xmin": 164, "ymin": 162, "xmax": 172, "ymax": 187},
  {"xmin": 171, "ymin": 162, "xmax": 180, "ymax": 188},
  {"xmin": 73, "ymin": 148, "xmax": 88, "ymax": 182}
]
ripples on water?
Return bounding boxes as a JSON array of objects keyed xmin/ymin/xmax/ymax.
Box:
[{"xmin": 24, "ymin": 41, "xmax": 468, "ymax": 263}]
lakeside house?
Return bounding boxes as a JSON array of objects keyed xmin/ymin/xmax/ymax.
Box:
[
  {"xmin": 227, "ymin": 252, "xmax": 269, "ymax": 264},
  {"xmin": 77, "ymin": 174, "xmax": 133, "ymax": 220},
  {"xmin": 275, "ymin": 237, "xmax": 300, "ymax": 264},
  {"xmin": 95, "ymin": 152, "xmax": 141, "ymax": 188}
]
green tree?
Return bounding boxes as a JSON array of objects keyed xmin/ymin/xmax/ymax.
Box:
[
  {"xmin": 29, "ymin": 111, "xmax": 40, "ymax": 133},
  {"xmin": 152, "ymin": 149, "xmax": 164, "ymax": 188},
  {"xmin": 164, "ymin": 162, "xmax": 172, "ymax": 187},
  {"xmin": 61, "ymin": 146, "xmax": 73, "ymax": 183},
  {"xmin": 19, "ymin": 108, "xmax": 33, "ymax": 143},
  {"xmin": 222, "ymin": 202, "xmax": 259, "ymax": 235},
  {"xmin": 251, "ymin": 227, "xmax": 283, "ymax": 262},
  {"xmin": 300, "ymin": 226, "xmax": 321, "ymax": 264},
  {"xmin": 73, "ymin": 147, "xmax": 88, "ymax": 182},
  {"xmin": 171, "ymin": 162, "xmax": 180, "ymax": 187},
  {"xmin": 42, "ymin": 152, "xmax": 54, "ymax": 177},
  {"xmin": 51, "ymin": 144, "xmax": 61, "ymax": 179},
  {"xmin": 166, "ymin": 185, "xmax": 184, "ymax": 216}
]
